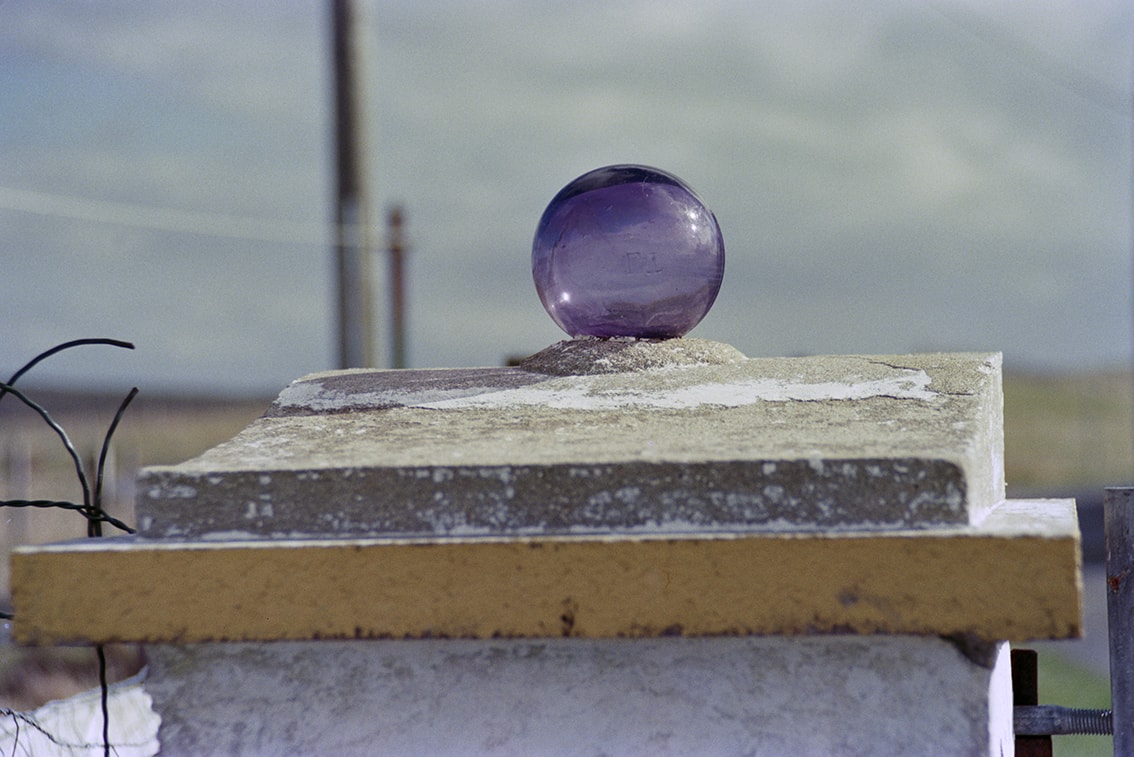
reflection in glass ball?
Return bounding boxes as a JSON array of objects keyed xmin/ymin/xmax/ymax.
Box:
[{"xmin": 532, "ymin": 165, "xmax": 725, "ymax": 339}]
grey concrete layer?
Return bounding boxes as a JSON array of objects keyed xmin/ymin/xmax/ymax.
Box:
[
  {"xmin": 136, "ymin": 349, "xmax": 1004, "ymax": 537},
  {"xmin": 145, "ymin": 635, "xmax": 1013, "ymax": 757}
]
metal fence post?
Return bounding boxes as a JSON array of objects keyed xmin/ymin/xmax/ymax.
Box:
[
  {"xmin": 1105, "ymin": 486, "xmax": 1134, "ymax": 755},
  {"xmin": 1013, "ymin": 648, "xmax": 1054, "ymax": 756}
]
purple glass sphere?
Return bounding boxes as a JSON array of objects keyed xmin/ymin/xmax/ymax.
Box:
[{"xmin": 532, "ymin": 164, "xmax": 725, "ymax": 339}]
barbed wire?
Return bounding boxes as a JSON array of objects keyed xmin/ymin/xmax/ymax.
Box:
[
  {"xmin": 1, "ymin": 338, "xmax": 140, "ymax": 757},
  {"xmin": 0, "ymin": 501, "xmax": 134, "ymax": 535}
]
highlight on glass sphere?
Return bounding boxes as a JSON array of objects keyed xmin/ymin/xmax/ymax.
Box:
[{"xmin": 531, "ymin": 164, "xmax": 725, "ymax": 339}]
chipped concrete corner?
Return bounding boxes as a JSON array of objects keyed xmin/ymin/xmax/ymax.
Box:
[{"xmin": 135, "ymin": 346, "xmax": 1005, "ymax": 538}]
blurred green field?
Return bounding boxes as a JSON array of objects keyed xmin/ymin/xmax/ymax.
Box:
[
  {"xmin": 1003, "ymin": 370, "xmax": 1133, "ymax": 491},
  {"xmin": 1039, "ymin": 652, "xmax": 1113, "ymax": 757}
]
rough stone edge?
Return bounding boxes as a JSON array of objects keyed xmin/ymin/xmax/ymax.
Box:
[{"xmin": 133, "ymin": 457, "xmax": 970, "ymax": 539}]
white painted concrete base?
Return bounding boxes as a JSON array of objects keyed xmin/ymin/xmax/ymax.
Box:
[
  {"xmin": 0, "ymin": 671, "xmax": 159, "ymax": 757},
  {"xmin": 146, "ymin": 635, "xmax": 1012, "ymax": 756}
]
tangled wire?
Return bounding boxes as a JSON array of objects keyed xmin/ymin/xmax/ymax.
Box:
[{"xmin": 1, "ymin": 338, "xmax": 140, "ymax": 757}]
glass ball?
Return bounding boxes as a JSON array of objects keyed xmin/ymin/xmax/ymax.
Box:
[{"xmin": 532, "ymin": 164, "xmax": 725, "ymax": 339}]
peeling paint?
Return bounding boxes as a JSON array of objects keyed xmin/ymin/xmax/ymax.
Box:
[
  {"xmin": 418, "ymin": 371, "xmax": 937, "ymax": 411},
  {"xmin": 158, "ymin": 485, "xmax": 197, "ymax": 499}
]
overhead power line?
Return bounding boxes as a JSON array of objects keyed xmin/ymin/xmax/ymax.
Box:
[{"xmin": 0, "ymin": 185, "xmax": 331, "ymax": 246}]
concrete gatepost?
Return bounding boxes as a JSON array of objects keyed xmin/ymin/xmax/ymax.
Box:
[{"xmin": 11, "ymin": 342, "xmax": 1080, "ymax": 756}]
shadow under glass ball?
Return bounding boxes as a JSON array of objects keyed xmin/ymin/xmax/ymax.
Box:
[{"xmin": 532, "ymin": 164, "xmax": 725, "ymax": 339}]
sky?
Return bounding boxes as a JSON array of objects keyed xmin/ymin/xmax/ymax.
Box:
[{"xmin": 1, "ymin": 0, "xmax": 1131, "ymax": 395}]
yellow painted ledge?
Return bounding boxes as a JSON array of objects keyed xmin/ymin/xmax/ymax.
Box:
[{"xmin": 11, "ymin": 500, "xmax": 1080, "ymax": 645}]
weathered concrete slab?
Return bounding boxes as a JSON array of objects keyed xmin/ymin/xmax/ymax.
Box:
[
  {"xmin": 11, "ymin": 500, "xmax": 1078, "ymax": 645},
  {"xmin": 135, "ymin": 348, "xmax": 1004, "ymax": 537},
  {"xmin": 145, "ymin": 636, "xmax": 1013, "ymax": 756}
]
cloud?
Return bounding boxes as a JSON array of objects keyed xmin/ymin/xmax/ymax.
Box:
[
  {"xmin": 0, "ymin": 0, "xmax": 1131, "ymax": 393},
  {"xmin": 1, "ymin": 2, "xmax": 325, "ymax": 121}
]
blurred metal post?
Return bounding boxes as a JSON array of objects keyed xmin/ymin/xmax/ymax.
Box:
[
  {"xmin": 1105, "ymin": 486, "xmax": 1134, "ymax": 755},
  {"xmin": 1012, "ymin": 648, "xmax": 1053, "ymax": 756},
  {"xmin": 387, "ymin": 204, "xmax": 408, "ymax": 369},
  {"xmin": 331, "ymin": 0, "xmax": 374, "ymax": 368}
]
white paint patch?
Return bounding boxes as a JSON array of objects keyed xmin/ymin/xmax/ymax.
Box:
[
  {"xmin": 274, "ymin": 379, "xmax": 509, "ymax": 413},
  {"xmin": 273, "ymin": 381, "xmax": 333, "ymax": 410},
  {"xmin": 201, "ymin": 529, "xmax": 270, "ymax": 541},
  {"xmin": 417, "ymin": 371, "xmax": 937, "ymax": 411},
  {"xmin": 153, "ymin": 484, "xmax": 197, "ymax": 499},
  {"xmin": 987, "ymin": 642, "xmax": 1015, "ymax": 754}
]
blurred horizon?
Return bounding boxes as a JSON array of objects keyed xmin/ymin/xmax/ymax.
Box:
[{"xmin": 2, "ymin": 1, "xmax": 1132, "ymax": 394}]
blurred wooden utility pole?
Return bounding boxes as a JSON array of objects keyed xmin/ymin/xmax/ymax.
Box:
[
  {"xmin": 331, "ymin": 0, "xmax": 374, "ymax": 369},
  {"xmin": 386, "ymin": 204, "xmax": 408, "ymax": 369}
]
